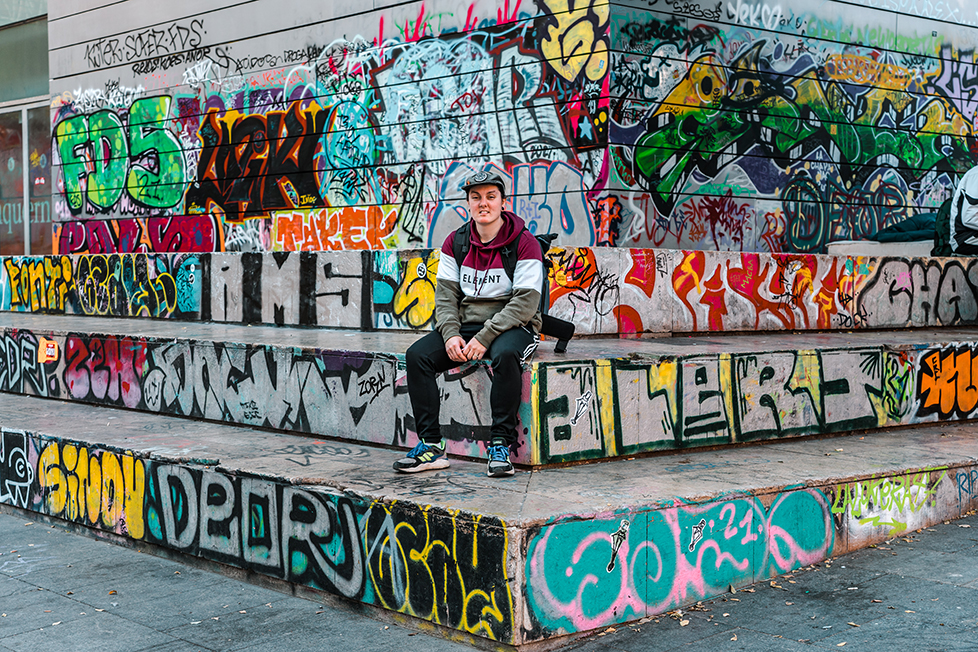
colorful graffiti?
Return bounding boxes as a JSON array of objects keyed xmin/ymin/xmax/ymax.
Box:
[
  {"xmin": 2, "ymin": 432, "xmax": 514, "ymax": 641},
  {"xmin": 54, "ymin": 215, "xmax": 218, "ymax": 254},
  {"xmin": 54, "ymin": 97, "xmax": 189, "ymax": 215},
  {"xmin": 4, "ymin": 248, "xmax": 978, "ymax": 339},
  {"xmin": 917, "ymin": 343, "xmax": 978, "ymax": 420},
  {"xmin": 830, "ymin": 469, "xmax": 947, "ymax": 537},
  {"xmin": 0, "ymin": 324, "xmax": 507, "ymax": 461},
  {"xmin": 49, "ymin": 1, "xmax": 609, "ymax": 254},
  {"xmin": 609, "ymin": 9, "xmax": 972, "ymax": 252},
  {"xmin": 6, "ymin": 318, "xmax": 978, "ymax": 465},
  {"xmin": 35, "ymin": 0, "xmax": 978, "ymax": 256},
  {"xmin": 526, "ymin": 490, "xmax": 835, "ymax": 633},
  {"xmin": 2, "ymin": 426, "xmax": 975, "ymax": 641},
  {"xmin": 538, "ymin": 346, "xmax": 919, "ymax": 463}
]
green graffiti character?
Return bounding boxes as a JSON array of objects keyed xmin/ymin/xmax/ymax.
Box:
[
  {"xmin": 127, "ymin": 97, "xmax": 187, "ymax": 209},
  {"xmin": 54, "ymin": 115, "xmax": 90, "ymax": 214},
  {"xmin": 87, "ymin": 110, "xmax": 128, "ymax": 210}
]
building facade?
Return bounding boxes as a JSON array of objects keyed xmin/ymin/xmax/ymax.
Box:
[{"xmin": 3, "ymin": 0, "xmax": 978, "ymax": 256}]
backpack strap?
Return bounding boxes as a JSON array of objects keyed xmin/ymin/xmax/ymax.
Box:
[
  {"xmin": 452, "ymin": 222, "xmax": 471, "ymax": 268},
  {"xmin": 499, "ymin": 226, "xmax": 526, "ymax": 284}
]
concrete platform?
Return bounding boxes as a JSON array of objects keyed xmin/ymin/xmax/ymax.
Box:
[
  {"xmin": 1, "ymin": 393, "xmax": 977, "ymax": 647},
  {"xmin": 5, "ymin": 312, "xmax": 978, "ymax": 466}
]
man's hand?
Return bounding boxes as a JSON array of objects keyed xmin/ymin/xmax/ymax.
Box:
[
  {"xmin": 445, "ymin": 336, "xmax": 466, "ymax": 362},
  {"xmin": 462, "ymin": 338, "xmax": 487, "ymax": 360}
]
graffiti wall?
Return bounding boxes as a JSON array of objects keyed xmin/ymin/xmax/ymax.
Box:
[
  {"xmin": 525, "ymin": 463, "xmax": 969, "ymax": 636},
  {"xmin": 0, "ymin": 325, "xmax": 523, "ymax": 462},
  {"xmin": 0, "ymin": 430, "xmax": 514, "ymax": 642},
  {"xmin": 9, "ymin": 249, "xmax": 978, "ymax": 334},
  {"xmin": 48, "ymin": 0, "xmax": 609, "ymax": 254},
  {"xmin": 40, "ymin": 0, "xmax": 978, "ymax": 255},
  {"xmin": 607, "ymin": 0, "xmax": 978, "ymax": 253},
  {"xmin": 2, "ymin": 429, "xmax": 974, "ymax": 642},
  {"xmin": 4, "ymin": 319, "xmax": 978, "ymax": 464}
]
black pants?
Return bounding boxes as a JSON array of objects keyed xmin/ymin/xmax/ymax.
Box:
[{"xmin": 406, "ymin": 323, "xmax": 537, "ymax": 447}]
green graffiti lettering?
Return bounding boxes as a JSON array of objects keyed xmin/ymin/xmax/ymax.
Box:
[
  {"xmin": 86, "ymin": 111, "xmax": 128, "ymax": 210},
  {"xmin": 127, "ymin": 97, "xmax": 187, "ymax": 208},
  {"xmin": 55, "ymin": 115, "xmax": 90, "ymax": 214}
]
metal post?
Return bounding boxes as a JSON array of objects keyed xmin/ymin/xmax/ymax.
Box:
[{"xmin": 21, "ymin": 107, "xmax": 29, "ymax": 255}]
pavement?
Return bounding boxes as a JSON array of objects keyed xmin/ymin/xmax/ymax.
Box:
[{"xmin": 2, "ymin": 510, "xmax": 977, "ymax": 652}]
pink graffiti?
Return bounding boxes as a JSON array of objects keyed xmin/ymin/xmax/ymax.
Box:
[{"xmin": 527, "ymin": 490, "xmax": 833, "ymax": 632}]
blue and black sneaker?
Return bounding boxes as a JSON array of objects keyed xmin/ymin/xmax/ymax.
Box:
[
  {"xmin": 486, "ymin": 440, "xmax": 515, "ymax": 477},
  {"xmin": 393, "ymin": 440, "xmax": 449, "ymax": 473}
]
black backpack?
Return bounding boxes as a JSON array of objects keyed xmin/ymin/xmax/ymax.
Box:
[{"xmin": 451, "ymin": 225, "xmax": 575, "ymax": 352}]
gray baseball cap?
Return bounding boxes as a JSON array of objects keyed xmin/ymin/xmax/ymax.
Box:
[{"xmin": 460, "ymin": 170, "xmax": 507, "ymax": 196}]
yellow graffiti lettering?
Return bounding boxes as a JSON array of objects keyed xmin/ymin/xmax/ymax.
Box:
[
  {"xmin": 39, "ymin": 443, "xmax": 66, "ymax": 515},
  {"xmin": 538, "ymin": 0, "xmax": 609, "ymax": 82},
  {"xmin": 122, "ymin": 454, "xmax": 145, "ymax": 539},
  {"xmin": 37, "ymin": 442, "xmax": 145, "ymax": 537}
]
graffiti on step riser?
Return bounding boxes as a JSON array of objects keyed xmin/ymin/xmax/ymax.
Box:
[
  {"xmin": 672, "ymin": 251, "xmax": 852, "ymax": 332},
  {"xmin": 3, "ymin": 257, "xmax": 75, "ymax": 313},
  {"xmin": 0, "ymin": 329, "xmax": 60, "ymax": 398},
  {"xmin": 0, "ymin": 431, "xmax": 33, "ymax": 509},
  {"xmin": 0, "ymin": 434, "xmax": 515, "ymax": 642},
  {"xmin": 35, "ymin": 440, "xmax": 146, "ymax": 537},
  {"xmin": 4, "ymin": 250, "xmax": 978, "ymax": 339},
  {"xmin": 206, "ymin": 252, "xmax": 366, "ymax": 327},
  {"xmin": 542, "ymin": 347, "xmax": 917, "ymax": 462},
  {"xmin": 856, "ymin": 259, "xmax": 978, "ymax": 328},
  {"xmin": 830, "ymin": 470, "xmax": 947, "ymax": 537},
  {"xmin": 917, "ymin": 344, "xmax": 978, "ymax": 420},
  {"xmin": 526, "ymin": 489, "xmax": 834, "ymax": 633},
  {"xmin": 1, "ymin": 328, "xmax": 506, "ymax": 456},
  {"xmin": 2, "ymin": 254, "xmax": 200, "ymax": 318}
]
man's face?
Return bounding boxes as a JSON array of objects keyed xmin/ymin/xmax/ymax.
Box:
[{"xmin": 467, "ymin": 184, "xmax": 505, "ymax": 228}]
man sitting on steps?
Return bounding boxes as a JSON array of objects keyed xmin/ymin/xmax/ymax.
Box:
[{"xmin": 394, "ymin": 170, "xmax": 543, "ymax": 477}]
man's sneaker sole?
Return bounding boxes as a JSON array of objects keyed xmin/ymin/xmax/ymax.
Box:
[
  {"xmin": 394, "ymin": 457, "xmax": 450, "ymax": 473},
  {"xmin": 487, "ymin": 465, "xmax": 515, "ymax": 477}
]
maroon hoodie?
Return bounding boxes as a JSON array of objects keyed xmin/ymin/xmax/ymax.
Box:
[{"xmin": 434, "ymin": 211, "xmax": 545, "ymax": 346}]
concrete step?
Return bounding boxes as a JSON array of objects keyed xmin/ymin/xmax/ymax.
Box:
[
  {"xmin": 3, "ymin": 250, "xmax": 978, "ymax": 335},
  {"xmin": 1, "ymin": 393, "xmax": 976, "ymax": 647},
  {"xmin": 3, "ymin": 313, "xmax": 978, "ymax": 467}
]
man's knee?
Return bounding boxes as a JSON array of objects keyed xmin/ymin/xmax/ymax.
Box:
[
  {"xmin": 490, "ymin": 345, "xmax": 523, "ymax": 372},
  {"xmin": 405, "ymin": 340, "xmax": 427, "ymax": 369}
]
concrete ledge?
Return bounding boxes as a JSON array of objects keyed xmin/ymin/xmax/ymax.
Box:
[
  {"xmin": 4, "ymin": 250, "xmax": 978, "ymax": 335},
  {"xmin": 826, "ymin": 240, "xmax": 934, "ymax": 257},
  {"xmin": 7, "ymin": 313, "xmax": 978, "ymax": 465},
  {"xmin": 1, "ymin": 394, "xmax": 977, "ymax": 646}
]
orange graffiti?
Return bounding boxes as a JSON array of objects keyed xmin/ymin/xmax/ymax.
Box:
[
  {"xmin": 595, "ymin": 196, "xmax": 622, "ymax": 246},
  {"xmin": 272, "ymin": 206, "xmax": 398, "ymax": 251},
  {"xmin": 673, "ymin": 251, "xmax": 706, "ymax": 329},
  {"xmin": 613, "ymin": 304, "xmax": 643, "ymax": 336},
  {"xmin": 727, "ymin": 253, "xmax": 793, "ymax": 329},
  {"xmin": 918, "ymin": 346, "xmax": 978, "ymax": 419},
  {"xmin": 813, "ymin": 258, "xmax": 844, "ymax": 330},
  {"xmin": 547, "ymin": 248, "xmax": 598, "ymax": 304}
]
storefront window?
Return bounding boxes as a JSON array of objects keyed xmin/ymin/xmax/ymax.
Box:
[
  {"xmin": 28, "ymin": 105, "xmax": 51, "ymax": 254},
  {"xmin": 0, "ymin": 109, "xmax": 24, "ymax": 255},
  {"xmin": 0, "ymin": 103, "xmax": 51, "ymax": 255}
]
